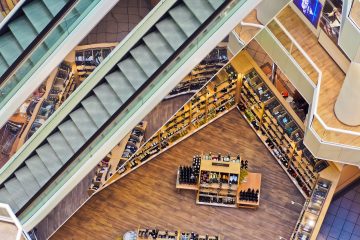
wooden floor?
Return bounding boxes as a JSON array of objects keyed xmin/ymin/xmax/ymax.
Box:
[
  {"xmin": 52, "ymin": 109, "xmax": 304, "ymax": 240},
  {"xmin": 34, "ymin": 94, "xmax": 192, "ymax": 240},
  {"xmin": 235, "ymin": 10, "xmax": 262, "ymax": 44},
  {"xmin": 277, "ymin": 7, "xmax": 360, "ymax": 146}
]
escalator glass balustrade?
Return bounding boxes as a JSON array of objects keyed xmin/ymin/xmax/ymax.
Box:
[
  {"xmin": 0, "ymin": 0, "xmax": 250, "ymax": 223},
  {"xmin": 0, "ymin": 0, "xmax": 102, "ymax": 110}
]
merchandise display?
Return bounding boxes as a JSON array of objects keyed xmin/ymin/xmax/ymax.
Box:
[
  {"xmin": 291, "ymin": 179, "xmax": 331, "ymax": 240},
  {"xmin": 75, "ymin": 47, "xmax": 113, "ymax": 81},
  {"xmin": 233, "ymin": 51, "xmax": 329, "ymax": 197},
  {"xmin": 167, "ymin": 46, "xmax": 228, "ymax": 99},
  {"xmin": 176, "ymin": 153, "xmax": 261, "ymax": 209},
  {"xmin": 88, "ymin": 121, "xmax": 147, "ymax": 194},
  {"xmin": 27, "ymin": 62, "xmax": 73, "ymax": 140},
  {"xmin": 135, "ymin": 228, "xmax": 220, "ymax": 240},
  {"xmin": 113, "ymin": 62, "xmax": 240, "ymax": 182}
]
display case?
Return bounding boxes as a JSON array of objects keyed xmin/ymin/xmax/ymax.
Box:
[
  {"xmin": 233, "ymin": 51, "xmax": 329, "ymax": 197},
  {"xmin": 291, "ymin": 178, "xmax": 332, "ymax": 240}
]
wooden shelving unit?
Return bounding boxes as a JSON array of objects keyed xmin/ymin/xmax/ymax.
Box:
[
  {"xmin": 167, "ymin": 46, "xmax": 228, "ymax": 99},
  {"xmin": 88, "ymin": 121, "xmax": 147, "ymax": 194},
  {"xmin": 75, "ymin": 47, "xmax": 113, "ymax": 82},
  {"xmin": 232, "ymin": 51, "xmax": 329, "ymax": 198},
  {"xmin": 176, "ymin": 154, "xmax": 261, "ymax": 210},
  {"xmin": 108, "ymin": 63, "xmax": 240, "ymax": 186},
  {"xmin": 136, "ymin": 227, "xmax": 220, "ymax": 240}
]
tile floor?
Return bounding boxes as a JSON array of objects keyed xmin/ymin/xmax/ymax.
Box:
[{"xmin": 318, "ymin": 181, "xmax": 360, "ymax": 240}]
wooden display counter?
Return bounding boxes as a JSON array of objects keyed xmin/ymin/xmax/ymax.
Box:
[
  {"xmin": 237, "ymin": 172, "xmax": 261, "ymax": 209},
  {"xmin": 176, "ymin": 154, "xmax": 261, "ymax": 210},
  {"xmin": 134, "ymin": 227, "xmax": 220, "ymax": 240}
]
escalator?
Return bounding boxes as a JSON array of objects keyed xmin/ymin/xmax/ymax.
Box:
[
  {"xmin": 0, "ymin": 0, "xmax": 118, "ymax": 128},
  {"xmin": 0, "ymin": 0, "xmax": 75, "ymax": 88},
  {"xmin": 0, "ymin": 0, "xmax": 260, "ymax": 229},
  {"xmin": 0, "ymin": 0, "xmax": 228, "ymax": 214}
]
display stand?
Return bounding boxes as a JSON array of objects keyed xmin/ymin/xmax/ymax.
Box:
[
  {"xmin": 176, "ymin": 154, "xmax": 261, "ymax": 210},
  {"xmin": 237, "ymin": 172, "xmax": 261, "ymax": 209},
  {"xmin": 231, "ymin": 51, "xmax": 329, "ymax": 197},
  {"xmin": 88, "ymin": 121, "xmax": 147, "ymax": 194},
  {"xmin": 136, "ymin": 227, "xmax": 220, "ymax": 240},
  {"xmin": 101, "ymin": 63, "xmax": 241, "ymax": 188}
]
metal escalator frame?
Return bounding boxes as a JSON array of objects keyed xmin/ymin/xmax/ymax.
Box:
[
  {"xmin": 0, "ymin": 0, "xmax": 78, "ymax": 85},
  {"xmin": 15, "ymin": 0, "xmax": 232, "ymax": 217}
]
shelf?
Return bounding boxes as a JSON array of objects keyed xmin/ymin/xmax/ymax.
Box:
[{"xmin": 196, "ymin": 200, "xmax": 237, "ymax": 208}]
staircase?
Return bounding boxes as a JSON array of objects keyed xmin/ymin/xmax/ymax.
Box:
[{"xmin": 0, "ymin": 0, "xmax": 228, "ymax": 214}]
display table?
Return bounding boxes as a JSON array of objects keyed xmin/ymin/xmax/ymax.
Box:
[
  {"xmin": 134, "ymin": 227, "xmax": 220, "ymax": 240},
  {"xmin": 237, "ymin": 172, "xmax": 261, "ymax": 209},
  {"xmin": 176, "ymin": 153, "xmax": 262, "ymax": 209}
]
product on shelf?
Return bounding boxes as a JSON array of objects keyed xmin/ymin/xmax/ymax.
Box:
[
  {"xmin": 136, "ymin": 228, "xmax": 220, "ymax": 240},
  {"xmin": 291, "ymin": 179, "xmax": 331, "ymax": 240},
  {"xmin": 75, "ymin": 47, "xmax": 113, "ymax": 81},
  {"xmin": 236, "ymin": 62, "xmax": 329, "ymax": 197},
  {"xmin": 27, "ymin": 62, "xmax": 73, "ymax": 140},
  {"xmin": 176, "ymin": 153, "xmax": 261, "ymax": 209},
  {"xmin": 167, "ymin": 46, "xmax": 228, "ymax": 99},
  {"xmin": 116, "ymin": 62, "xmax": 239, "ymax": 180},
  {"xmin": 88, "ymin": 121, "xmax": 147, "ymax": 195}
]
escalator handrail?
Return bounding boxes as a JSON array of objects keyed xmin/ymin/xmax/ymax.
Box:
[
  {"xmin": 16, "ymin": 0, "xmax": 233, "ymax": 216},
  {"xmin": 0, "ymin": 0, "xmax": 78, "ymax": 87},
  {"xmin": 0, "ymin": 0, "xmax": 26, "ymax": 31},
  {"xmin": 0, "ymin": 0, "xmax": 176, "ymax": 185}
]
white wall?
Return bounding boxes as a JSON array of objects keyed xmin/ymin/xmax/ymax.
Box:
[{"xmin": 256, "ymin": 0, "xmax": 291, "ymax": 24}]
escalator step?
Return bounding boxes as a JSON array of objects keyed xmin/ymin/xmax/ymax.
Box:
[
  {"xmin": 81, "ymin": 96, "xmax": 110, "ymax": 128},
  {"xmin": 105, "ymin": 71, "xmax": 135, "ymax": 103},
  {"xmin": 36, "ymin": 144, "xmax": 63, "ymax": 175},
  {"xmin": 183, "ymin": 0, "xmax": 214, "ymax": 23},
  {"xmin": 143, "ymin": 31, "xmax": 174, "ymax": 64},
  {"xmin": 4, "ymin": 178, "xmax": 29, "ymax": 209},
  {"xmin": 58, "ymin": 120, "xmax": 86, "ymax": 152},
  {"xmin": 47, "ymin": 131, "xmax": 74, "ymax": 164},
  {"xmin": 22, "ymin": 0, "xmax": 53, "ymax": 33},
  {"xmin": 130, "ymin": 44, "xmax": 161, "ymax": 77},
  {"xmin": 156, "ymin": 18, "xmax": 186, "ymax": 50},
  {"xmin": 169, "ymin": 4, "xmax": 200, "ymax": 37},
  {"xmin": 8, "ymin": 16, "xmax": 38, "ymax": 49},
  {"xmin": 92, "ymin": 83, "xmax": 122, "ymax": 115},
  {"xmin": 70, "ymin": 107, "xmax": 98, "ymax": 140},
  {"xmin": 14, "ymin": 166, "xmax": 41, "ymax": 198},
  {"xmin": 25, "ymin": 155, "xmax": 52, "ymax": 186}
]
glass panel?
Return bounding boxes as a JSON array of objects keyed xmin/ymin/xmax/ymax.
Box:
[
  {"xmin": 267, "ymin": 20, "xmax": 319, "ymax": 85},
  {"xmin": 349, "ymin": 0, "xmax": 360, "ymax": 29},
  {"xmin": 0, "ymin": 0, "xmax": 102, "ymax": 108}
]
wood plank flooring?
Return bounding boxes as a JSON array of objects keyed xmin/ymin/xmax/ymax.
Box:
[
  {"xmin": 34, "ymin": 95, "xmax": 192, "ymax": 240},
  {"xmin": 51, "ymin": 109, "xmax": 304, "ymax": 240}
]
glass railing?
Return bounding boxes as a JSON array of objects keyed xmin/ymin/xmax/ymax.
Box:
[
  {"xmin": 0, "ymin": 0, "xmax": 101, "ymax": 109},
  {"xmin": 267, "ymin": 19, "xmax": 319, "ymax": 85},
  {"xmin": 349, "ymin": 0, "xmax": 360, "ymax": 30},
  {"xmin": 18, "ymin": 0, "xmax": 248, "ymax": 224},
  {"xmin": 255, "ymin": 25, "xmax": 316, "ymax": 103},
  {"xmin": 311, "ymin": 114, "xmax": 360, "ymax": 148}
]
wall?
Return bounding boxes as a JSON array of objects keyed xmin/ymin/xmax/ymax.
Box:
[
  {"xmin": 336, "ymin": 165, "xmax": 360, "ymax": 192},
  {"xmin": 256, "ymin": 0, "xmax": 291, "ymax": 24}
]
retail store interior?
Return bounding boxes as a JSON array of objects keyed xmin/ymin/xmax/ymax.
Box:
[{"xmin": 0, "ymin": 0, "xmax": 360, "ymax": 240}]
